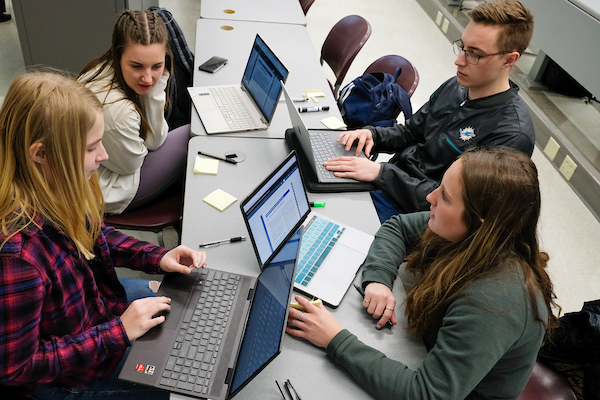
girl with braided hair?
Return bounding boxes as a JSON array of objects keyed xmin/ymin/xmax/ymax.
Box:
[{"xmin": 79, "ymin": 10, "xmax": 189, "ymax": 215}]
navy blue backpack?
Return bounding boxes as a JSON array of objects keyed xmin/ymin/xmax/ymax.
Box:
[
  {"xmin": 338, "ymin": 67, "xmax": 412, "ymax": 129},
  {"xmin": 150, "ymin": 7, "xmax": 195, "ymax": 130}
]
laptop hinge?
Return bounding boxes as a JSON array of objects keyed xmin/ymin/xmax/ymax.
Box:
[
  {"xmin": 247, "ymin": 288, "xmax": 254, "ymax": 300},
  {"xmin": 260, "ymin": 117, "xmax": 267, "ymax": 124},
  {"xmin": 225, "ymin": 367, "xmax": 234, "ymax": 385}
]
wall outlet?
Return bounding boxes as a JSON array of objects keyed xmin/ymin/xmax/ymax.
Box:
[
  {"xmin": 441, "ymin": 18, "xmax": 450, "ymax": 34},
  {"xmin": 559, "ymin": 155, "xmax": 577, "ymax": 180},
  {"xmin": 543, "ymin": 137, "xmax": 560, "ymax": 161},
  {"xmin": 436, "ymin": 11, "xmax": 443, "ymax": 26}
]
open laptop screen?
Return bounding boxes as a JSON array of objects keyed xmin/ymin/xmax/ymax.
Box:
[
  {"xmin": 229, "ymin": 228, "xmax": 301, "ymax": 397},
  {"xmin": 241, "ymin": 34, "xmax": 289, "ymax": 123},
  {"xmin": 241, "ymin": 152, "xmax": 310, "ymax": 268}
]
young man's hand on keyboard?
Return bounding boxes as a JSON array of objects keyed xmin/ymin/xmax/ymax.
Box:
[{"xmin": 323, "ymin": 156, "xmax": 381, "ymax": 182}]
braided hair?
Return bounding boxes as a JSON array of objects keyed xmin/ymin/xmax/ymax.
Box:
[{"xmin": 79, "ymin": 10, "xmax": 173, "ymax": 140}]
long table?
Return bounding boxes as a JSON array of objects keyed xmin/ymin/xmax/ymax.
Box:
[
  {"xmin": 174, "ymin": 136, "xmax": 427, "ymax": 400},
  {"xmin": 200, "ymin": 0, "xmax": 306, "ymax": 26},
  {"xmin": 190, "ymin": 19, "xmax": 340, "ymax": 139}
]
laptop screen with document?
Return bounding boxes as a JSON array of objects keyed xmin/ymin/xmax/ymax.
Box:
[
  {"xmin": 241, "ymin": 34, "xmax": 289, "ymax": 123},
  {"xmin": 241, "ymin": 152, "xmax": 310, "ymax": 269}
]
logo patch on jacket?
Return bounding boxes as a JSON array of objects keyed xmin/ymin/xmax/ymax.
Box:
[{"xmin": 459, "ymin": 127, "xmax": 476, "ymax": 141}]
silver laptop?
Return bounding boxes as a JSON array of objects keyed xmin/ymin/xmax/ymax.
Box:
[
  {"xmin": 240, "ymin": 151, "xmax": 374, "ymax": 307},
  {"xmin": 188, "ymin": 34, "xmax": 289, "ymax": 134},
  {"xmin": 282, "ymin": 83, "xmax": 369, "ymax": 183},
  {"xmin": 119, "ymin": 227, "xmax": 301, "ymax": 399}
]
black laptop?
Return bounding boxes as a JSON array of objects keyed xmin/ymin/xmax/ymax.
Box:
[{"xmin": 119, "ymin": 224, "xmax": 301, "ymax": 399}]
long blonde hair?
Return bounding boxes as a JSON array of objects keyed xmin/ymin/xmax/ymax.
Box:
[
  {"xmin": 404, "ymin": 147, "xmax": 558, "ymax": 341},
  {"xmin": 0, "ymin": 71, "xmax": 104, "ymax": 259}
]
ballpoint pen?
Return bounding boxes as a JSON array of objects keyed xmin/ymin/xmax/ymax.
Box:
[
  {"xmin": 283, "ymin": 380, "xmax": 295, "ymax": 400},
  {"xmin": 286, "ymin": 379, "xmax": 301, "ymax": 400},
  {"xmin": 275, "ymin": 380, "xmax": 286, "ymax": 399},
  {"xmin": 354, "ymin": 284, "xmax": 394, "ymax": 328},
  {"xmin": 199, "ymin": 236, "xmax": 246, "ymax": 248},
  {"xmin": 198, "ymin": 151, "xmax": 237, "ymax": 164}
]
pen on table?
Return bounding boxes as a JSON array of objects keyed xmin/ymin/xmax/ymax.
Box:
[
  {"xmin": 198, "ymin": 151, "xmax": 237, "ymax": 164},
  {"xmin": 354, "ymin": 284, "xmax": 394, "ymax": 328},
  {"xmin": 292, "ymin": 97, "xmax": 309, "ymax": 102},
  {"xmin": 283, "ymin": 380, "xmax": 295, "ymax": 400},
  {"xmin": 309, "ymin": 201, "xmax": 326, "ymax": 207},
  {"xmin": 286, "ymin": 379, "xmax": 301, "ymax": 400},
  {"xmin": 298, "ymin": 106, "xmax": 330, "ymax": 113},
  {"xmin": 275, "ymin": 380, "xmax": 286, "ymax": 399},
  {"xmin": 354, "ymin": 284, "xmax": 365, "ymax": 297},
  {"xmin": 199, "ymin": 236, "xmax": 246, "ymax": 248}
]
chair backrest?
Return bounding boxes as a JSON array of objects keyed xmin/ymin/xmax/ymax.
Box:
[
  {"xmin": 299, "ymin": 0, "xmax": 315, "ymax": 15},
  {"xmin": 364, "ymin": 55, "xmax": 420, "ymax": 97},
  {"xmin": 517, "ymin": 361, "xmax": 577, "ymax": 400},
  {"xmin": 103, "ymin": 189, "xmax": 183, "ymax": 247},
  {"xmin": 320, "ymin": 15, "xmax": 372, "ymax": 99}
]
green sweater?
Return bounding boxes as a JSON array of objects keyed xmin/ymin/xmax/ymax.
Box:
[{"xmin": 326, "ymin": 212, "xmax": 546, "ymax": 400}]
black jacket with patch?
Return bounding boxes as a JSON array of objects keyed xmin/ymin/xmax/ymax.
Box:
[{"xmin": 368, "ymin": 76, "xmax": 535, "ymax": 213}]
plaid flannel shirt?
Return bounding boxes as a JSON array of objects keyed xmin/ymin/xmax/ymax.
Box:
[{"xmin": 0, "ymin": 217, "xmax": 168, "ymax": 391}]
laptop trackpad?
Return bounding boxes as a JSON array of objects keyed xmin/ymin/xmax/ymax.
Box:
[
  {"xmin": 156, "ymin": 273, "xmax": 198, "ymax": 330},
  {"xmin": 193, "ymin": 92, "xmax": 218, "ymax": 110},
  {"xmin": 307, "ymin": 245, "xmax": 364, "ymax": 306},
  {"xmin": 327, "ymin": 131, "xmax": 367, "ymax": 158}
]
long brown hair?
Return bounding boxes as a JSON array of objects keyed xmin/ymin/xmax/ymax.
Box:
[
  {"xmin": 0, "ymin": 71, "xmax": 104, "ymax": 259},
  {"xmin": 404, "ymin": 147, "xmax": 558, "ymax": 342},
  {"xmin": 79, "ymin": 10, "xmax": 173, "ymax": 140}
]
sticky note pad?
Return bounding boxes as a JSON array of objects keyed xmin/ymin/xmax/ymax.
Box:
[
  {"xmin": 203, "ymin": 189, "xmax": 237, "ymax": 211},
  {"xmin": 194, "ymin": 156, "xmax": 219, "ymax": 174},
  {"xmin": 305, "ymin": 90, "xmax": 325, "ymax": 97},
  {"xmin": 320, "ymin": 117, "xmax": 347, "ymax": 130}
]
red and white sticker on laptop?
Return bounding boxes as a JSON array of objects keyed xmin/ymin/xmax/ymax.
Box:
[{"xmin": 135, "ymin": 363, "xmax": 156, "ymax": 375}]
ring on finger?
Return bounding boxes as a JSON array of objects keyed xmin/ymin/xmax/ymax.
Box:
[
  {"xmin": 363, "ymin": 299, "xmax": 370, "ymax": 304},
  {"xmin": 299, "ymin": 312, "xmax": 304, "ymax": 322},
  {"xmin": 386, "ymin": 307, "xmax": 394, "ymax": 311}
]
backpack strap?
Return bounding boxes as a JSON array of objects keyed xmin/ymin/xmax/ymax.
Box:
[
  {"xmin": 392, "ymin": 67, "xmax": 412, "ymax": 120},
  {"xmin": 149, "ymin": 7, "xmax": 194, "ymax": 73}
]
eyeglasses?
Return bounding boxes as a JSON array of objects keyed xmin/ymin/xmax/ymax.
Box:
[{"xmin": 453, "ymin": 39, "xmax": 512, "ymax": 65}]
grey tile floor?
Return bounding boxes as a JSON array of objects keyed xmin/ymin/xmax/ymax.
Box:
[{"xmin": 0, "ymin": 0, "xmax": 598, "ymax": 313}]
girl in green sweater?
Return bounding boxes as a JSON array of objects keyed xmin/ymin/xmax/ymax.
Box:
[{"xmin": 287, "ymin": 147, "xmax": 559, "ymax": 399}]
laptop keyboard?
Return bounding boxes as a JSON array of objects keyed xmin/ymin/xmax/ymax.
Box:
[
  {"xmin": 209, "ymin": 86, "xmax": 258, "ymax": 130},
  {"xmin": 309, "ymin": 132, "xmax": 338, "ymax": 179},
  {"xmin": 159, "ymin": 270, "xmax": 241, "ymax": 395},
  {"xmin": 295, "ymin": 215, "xmax": 345, "ymax": 287}
]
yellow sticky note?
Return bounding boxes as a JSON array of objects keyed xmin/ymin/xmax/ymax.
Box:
[
  {"xmin": 203, "ymin": 189, "xmax": 237, "ymax": 211},
  {"xmin": 194, "ymin": 156, "xmax": 219, "ymax": 174},
  {"xmin": 305, "ymin": 90, "xmax": 325, "ymax": 97},
  {"xmin": 320, "ymin": 117, "xmax": 347, "ymax": 130}
]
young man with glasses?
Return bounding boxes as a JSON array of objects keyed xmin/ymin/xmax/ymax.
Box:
[{"xmin": 324, "ymin": 0, "xmax": 535, "ymax": 223}]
